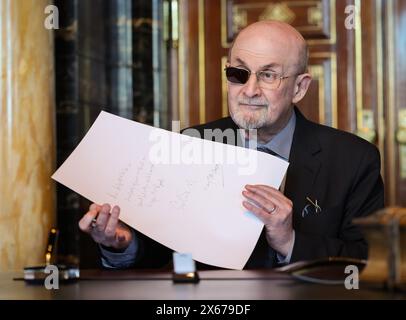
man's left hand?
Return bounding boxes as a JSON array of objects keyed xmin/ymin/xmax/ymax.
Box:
[{"xmin": 242, "ymin": 184, "xmax": 294, "ymax": 257}]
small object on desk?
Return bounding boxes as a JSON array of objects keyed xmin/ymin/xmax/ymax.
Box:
[
  {"xmin": 22, "ymin": 228, "xmax": 80, "ymax": 284},
  {"xmin": 172, "ymin": 252, "xmax": 200, "ymax": 283},
  {"xmin": 23, "ymin": 265, "xmax": 80, "ymax": 284},
  {"xmin": 353, "ymin": 207, "xmax": 406, "ymax": 291}
]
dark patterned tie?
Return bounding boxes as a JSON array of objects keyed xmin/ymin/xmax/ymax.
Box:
[{"xmin": 257, "ymin": 146, "xmax": 280, "ymax": 158}]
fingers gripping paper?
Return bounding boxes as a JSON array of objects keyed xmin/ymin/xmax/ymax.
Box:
[{"xmin": 52, "ymin": 111, "xmax": 289, "ymax": 269}]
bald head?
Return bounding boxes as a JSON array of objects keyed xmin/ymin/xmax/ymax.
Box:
[{"xmin": 228, "ymin": 21, "xmax": 308, "ymax": 74}]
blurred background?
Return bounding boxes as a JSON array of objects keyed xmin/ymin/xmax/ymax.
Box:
[{"xmin": 1, "ymin": 0, "xmax": 405, "ymax": 271}]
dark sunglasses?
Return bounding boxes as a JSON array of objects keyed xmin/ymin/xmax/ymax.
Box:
[
  {"xmin": 225, "ymin": 66, "xmax": 255, "ymax": 84},
  {"xmin": 224, "ymin": 66, "xmax": 295, "ymax": 88}
]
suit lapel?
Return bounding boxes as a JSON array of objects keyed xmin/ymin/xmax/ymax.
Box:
[
  {"xmin": 213, "ymin": 112, "xmax": 322, "ymax": 268},
  {"xmin": 284, "ymin": 107, "xmax": 322, "ymax": 230}
]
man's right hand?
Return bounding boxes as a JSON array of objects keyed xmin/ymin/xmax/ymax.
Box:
[{"xmin": 79, "ymin": 203, "xmax": 133, "ymax": 251}]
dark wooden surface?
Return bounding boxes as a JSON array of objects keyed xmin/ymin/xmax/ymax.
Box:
[{"xmin": 1, "ymin": 269, "xmax": 405, "ymax": 300}]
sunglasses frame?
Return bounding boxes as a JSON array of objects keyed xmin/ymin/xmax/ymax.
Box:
[{"xmin": 224, "ymin": 65, "xmax": 298, "ymax": 89}]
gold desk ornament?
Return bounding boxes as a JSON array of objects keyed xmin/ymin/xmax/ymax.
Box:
[{"xmin": 353, "ymin": 207, "xmax": 406, "ymax": 291}]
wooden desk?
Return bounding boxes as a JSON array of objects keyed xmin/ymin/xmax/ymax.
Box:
[{"xmin": 1, "ymin": 269, "xmax": 405, "ymax": 300}]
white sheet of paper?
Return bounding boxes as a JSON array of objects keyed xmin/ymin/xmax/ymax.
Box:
[{"xmin": 52, "ymin": 111, "xmax": 289, "ymax": 270}]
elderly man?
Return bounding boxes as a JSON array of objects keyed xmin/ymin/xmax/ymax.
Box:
[{"xmin": 78, "ymin": 21, "xmax": 384, "ymax": 269}]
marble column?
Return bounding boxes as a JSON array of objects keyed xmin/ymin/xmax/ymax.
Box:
[{"xmin": 0, "ymin": 0, "xmax": 56, "ymax": 270}]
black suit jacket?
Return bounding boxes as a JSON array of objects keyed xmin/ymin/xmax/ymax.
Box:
[{"xmin": 131, "ymin": 107, "xmax": 384, "ymax": 269}]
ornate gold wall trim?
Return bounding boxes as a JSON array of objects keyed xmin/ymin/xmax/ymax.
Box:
[
  {"xmin": 309, "ymin": 52, "xmax": 338, "ymax": 128},
  {"xmin": 198, "ymin": 0, "xmax": 206, "ymax": 124},
  {"xmin": 259, "ymin": 3, "xmax": 296, "ymax": 24},
  {"xmin": 331, "ymin": 51, "xmax": 338, "ymax": 128},
  {"xmin": 221, "ymin": 56, "xmax": 228, "ymax": 117},
  {"xmin": 355, "ymin": 0, "xmax": 363, "ymax": 131},
  {"xmin": 221, "ymin": 0, "xmax": 229, "ymax": 48},
  {"xmin": 306, "ymin": 0, "xmax": 336, "ymax": 46},
  {"xmin": 386, "ymin": 0, "xmax": 396, "ymax": 204},
  {"xmin": 309, "ymin": 64, "xmax": 326, "ymax": 124},
  {"xmin": 308, "ymin": 65, "xmax": 326, "ymax": 124},
  {"xmin": 221, "ymin": 0, "xmax": 336, "ymax": 48},
  {"xmin": 376, "ymin": 0, "xmax": 385, "ymax": 182},
  {"xmin": 178, "ymin": 0, "xmax": 186, "ymax": 128},
  {"xmin": 307, "ymin": 2, "xmax": 322, "ymax": 28}
]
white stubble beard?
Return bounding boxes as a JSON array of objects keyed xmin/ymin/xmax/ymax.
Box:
[{"xmin": 230, "ymin": 103, "xmax": 270, "ymax": 130}]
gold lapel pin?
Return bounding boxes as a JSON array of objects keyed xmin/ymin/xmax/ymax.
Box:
[{"xmin": 306, "ymin": 197, "xmax": 322, "ymax": 213}]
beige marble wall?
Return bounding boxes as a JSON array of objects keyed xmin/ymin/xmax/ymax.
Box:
[{"xmin": 0, "ymin": 0, "xmax": 56, "ymax": 270}]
